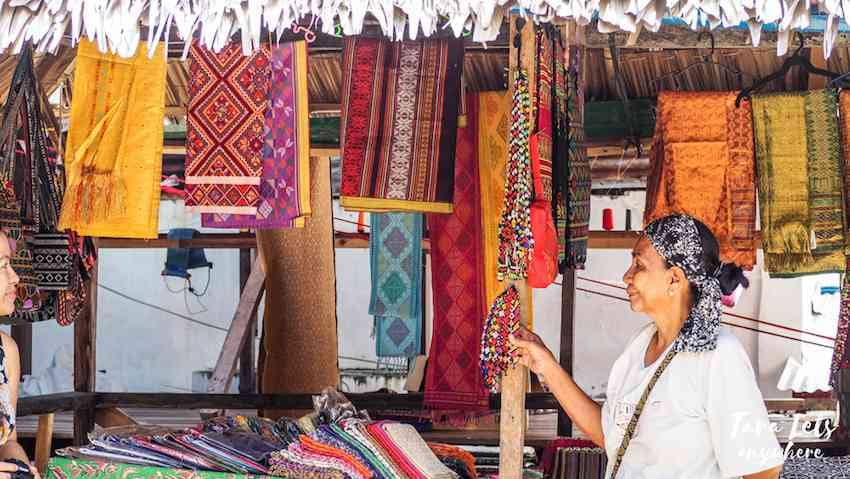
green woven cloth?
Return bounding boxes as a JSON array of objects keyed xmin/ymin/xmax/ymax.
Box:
[
  {"xmin": 47, "ymin": 458, "xmax": 281, "ymax": 479},
  {"xmin": 752, "ymin": 89, "xmax": 846, "ymax": 277}
]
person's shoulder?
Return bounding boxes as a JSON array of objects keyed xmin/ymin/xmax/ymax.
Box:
[{"xmin": 0, "ymin": 333, "xmax": 18, "ymax": 356}]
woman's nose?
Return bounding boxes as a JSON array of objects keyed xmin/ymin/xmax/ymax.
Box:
[{"xmin": 623, "ymin": 267, "xmax": 633, "ymax": 284}]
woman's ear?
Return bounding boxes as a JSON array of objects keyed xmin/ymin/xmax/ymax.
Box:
[{"xmin": 668, "ymin": 266, "xmax": 688, "ymax": 294}]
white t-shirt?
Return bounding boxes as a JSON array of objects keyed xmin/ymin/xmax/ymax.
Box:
[{"xmin": 601, "ymin": 325, "xmax": 784, "ymax": 478}]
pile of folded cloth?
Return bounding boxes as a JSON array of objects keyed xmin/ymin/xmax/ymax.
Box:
[{"xmin": 57, "ymin": 414, "xmax": 459, "ymax": 479}]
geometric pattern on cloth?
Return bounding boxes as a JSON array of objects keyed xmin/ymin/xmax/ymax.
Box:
[
  {"xmin": 552, "ymin": 31, "xmax": 571, "ymax": 273},
  {"xmin": 339, "ymin": 36, "xmax": 463, "ymax": 213},
  {"xmin": 752, "ymin": 89, "xmax": 846, "ymax": 277},
  {"xmin": 30, "ymin": 233, "xmax": 71, "ymax": 290},
  {"xmin": 838, "ymin": 91, "xmax": 850, "ymax": 253},
  {"xmin": 369, "ymin": 212, "xmax": 423, "ymax": 358},
  {"xmin": 47, "ymin": 458, "xmax": 275, "ymax": 479},
  {"xmin": 478, "ymin": 91, "xmax": 533, "ymax": 329},
  {"xmin": 0, "ymin": 183, "xmax": 40, "ymax": 312},
  {"xmin": 425, "ymin": 93, "xmax": 489, "ymax": 413},
  {"xmin": 831, "ymin": 257, "xmax": 850, "ymax": 389},
  {"xmin": 779, "ymin": 456, "xmax": 850, "ymax": 478},
  {"xmin": 185, "ymin": 42, "xmax": 270, "ymax": 215},
  {"xmin": 201, "ymin": 41, "xmax": 310, "ymax": 229},
  {"xmin": 564, "ymin": 45, "xmax": 590, "ymax": 269},
  {"xmin": 644, "ymin": 91, "xmax": 757, "ymax": 269}
]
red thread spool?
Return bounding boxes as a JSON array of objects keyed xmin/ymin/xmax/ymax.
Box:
[{"xmin": 602, "ymin": 208, "xmax": 614, "ymax": 231}]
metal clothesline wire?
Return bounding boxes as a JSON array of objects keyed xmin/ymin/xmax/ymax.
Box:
[{"xmin": 573, "ymin": 275, "xmax": 837, "ymax": 342}]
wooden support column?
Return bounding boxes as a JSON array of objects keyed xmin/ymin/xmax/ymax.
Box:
[
  {"xmin": 73, "ymin": 250, "xmax": 97, "ymax": 445},
  {"xmin": 35, "ymin": 413, "xmax": 54, "ymax": 472},
  {"xmin": 557, "ymin": 21, "xmax": 586, "ymax": 438},
  {"xmin": 238, "ymin": 248, "xmax": 258, "ymax": 394},
  {"xmin": 11, "ymin": 324, "xmax": 31, "ymax": 376},
  {"xmin": 499, "ymin": 15, "xmax": 536, "ymax": 479}
]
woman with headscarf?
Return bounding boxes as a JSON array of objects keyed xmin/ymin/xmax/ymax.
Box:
[
  {"xmin": 0, "ymin": 231, "xmax": 39, "ymax": 479},
  {"xmin": 511, "ymin": 214, "xmax": 784, "ymax": 478}
]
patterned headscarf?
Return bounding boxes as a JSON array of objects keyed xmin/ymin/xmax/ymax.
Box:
[{"xmin": 645, "ymin": 214, "xmax": 722, "ymax": 352}]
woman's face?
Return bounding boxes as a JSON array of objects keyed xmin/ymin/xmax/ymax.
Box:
[
  {"xmin": 622, "ymin": 236, "xmax": 676, "ymax": 315},
  {"xmin": 0, "ymin": 234, "xmax": 19, "ymax": 316}
]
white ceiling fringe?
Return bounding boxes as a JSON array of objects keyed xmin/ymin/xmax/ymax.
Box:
[{"xmin": 0, "ymin": 0, "xmax": 840, "ymax": 57}]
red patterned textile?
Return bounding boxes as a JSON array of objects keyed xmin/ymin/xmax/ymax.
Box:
[
  {"xmin": 339, "ymin": 36, "xmax": 463, "ymax": 213},
  {"xmin": 185, "ymin": 42, "xmax": 270, "ymax": 214},
  {"xmin": 528, "ymin": 29, "xmax": 558, "ymax": 288},
  {"xmin": 424, "ymin": 94, "xmax": 489, "ymax": 413}
]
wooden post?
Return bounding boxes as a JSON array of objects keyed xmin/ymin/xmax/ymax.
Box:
[
  {"xmin": 558, "ymin": 269, "xmax": 576, "ymax": 437},
  {"xmin": 35, "ymin": 413, "xmax": 54, "ymax": 472},
  {"xmin": 557, "ymin": 21, "xmax": 585, "ymax": 438},
  {"xmin": 238, "ymin": 248, "xmax": 257, "ymax": 394},
  {"xmin": 10, "ymin": 324, "xmax": 31, "ymax": 376},
  {"xmin": 73, "ymin": 249, "xmax": 97, "ymax": 446},
  {"xmin": 207, "ymin": 258, "xmax": 266, "ymax": 394},
  {"xmin": 499, "ymin": 15, "xmax": 536, "ymax": 479}
]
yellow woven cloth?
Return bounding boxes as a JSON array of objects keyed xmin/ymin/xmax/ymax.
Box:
[
  {"xmin": 753, "ymin": 90, "xmax": 846, "ymax": 276},
  {"xmin": 478, "ymin": 91, "xmax": 532, "ymax": 328},
  {"xmin": 59, "ymin": 40, "xmax": 166, "ymax": 239},
  {"xmin": 644, "ymin": 91, "xmax": 757, "ymax": 269},
  {"xmin": 838, "ymin": 91, "xmax": 850, "ymax": 253},
  {"xmin": 258, "ymin": 156, "xmax": 339, "ymax": 420}
]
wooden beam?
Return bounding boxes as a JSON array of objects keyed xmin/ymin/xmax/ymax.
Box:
[
  {"xmin": 18, "ymin": 393, "xmax": 97, "ymax": 417},
  {"xmin": 35, "ymin": 414, "xmax": 54, "ymax": 473},
  {"xmin": 73, "ymin": 256, "xmax": 97, "ymax": 445},
  {"xmin": 586, "ymin": 20, "xmax": 850, "ymax": 49},
  {"xmin": 94, "ymin": 407, "xmax": 138, "ymax": 428},
  {"xmin": 10, "ymin": 324, "xmax": 31, "ymax": 376},
  {"xmin": 238, "ymin": 249, "xmax": 258, "ymax": 394},
  {"xmin": 207, "ymin": 258, "xmax": 266, "ymax": 394}
]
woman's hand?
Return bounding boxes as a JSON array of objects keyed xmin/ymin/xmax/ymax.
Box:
[
  {"xmin": 509, "ymin": 326, "xmax": 558, "ymax": 377},
  {"xmin": 0, "ymin": 461, "xmax": 38, "ymax": 479}
]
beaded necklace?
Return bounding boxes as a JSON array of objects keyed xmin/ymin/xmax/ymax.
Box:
[
  {"xmin": 497, "ymin": 69, "xmax": 535, "ymax": 281},
  {"xmin": 480, "ymin": 285, "xmax": 522, "ymax": 392}
]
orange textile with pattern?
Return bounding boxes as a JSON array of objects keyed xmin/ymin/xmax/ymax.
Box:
[{"xmin": 644, "ymin": 91, "xmax": 757, "ymax": 269}]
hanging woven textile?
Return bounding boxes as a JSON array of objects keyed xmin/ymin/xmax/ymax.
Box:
[
  {"xmin": 59, "ymin": 39, "xmax": 166, "ymax": 239},
  {"xmin": 644, "ymin": 91, "xmax": 757, "ymax": 269},
  {"xmin": 257, "ymin": 156, "xmax": 338, "ymax": 420},
  {"xmin": 369, "ymin": 212, "xmax": 423, "ymax": 358},
  {"xmin": 528, "ymin": 28, "xmax": 559, "ymax": 288},
  {"xmin": 551, "ymin": 32, "xmax": 570, "ymax": 273},
  {"xmin": 752, "ymin": 90, "xmax": 846, "ymax": 276},
  {"xmin": 480, "ymin": 285, "xmax": 521, "ymax": 392},
  {"xmin": 424, "ymin": 93, "xmax": 489, "ymax": 414},
  {"xmin": 831, "ymin": 258, "xmax": 850, "ymax": 389},
  {"xmin": 497, "ymin": 69, "xmax": 534, "ymax": 281},
  {"xmin": 339, "ymin": 36, "xmax": 463, "ymax": 213},
  {"xmin": 479, "ymin": 91, "xmax": 534, "ymax": 329},
  {"xmin": 185, "ymin": 42, "xmax": 270, "ymax": 215},
  {"xmin": 202, "ymin": 41, "xmax": 310, "ymax": 229},
  {"xmin": 563, "ymin": 45, "xmax": 590, "ymax": 269}
]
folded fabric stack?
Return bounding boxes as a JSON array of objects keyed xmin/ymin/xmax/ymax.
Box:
[
  {"xmin": 58, "ymin": 415, "xmax": 458, "ymax": 479},
  {"xmin": 428, "ymin": 443, "xmax": 478, "ymax": 479}
]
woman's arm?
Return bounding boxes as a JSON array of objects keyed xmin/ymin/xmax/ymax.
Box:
[
  {"xmin": 510, "ymin": 328, "xmax": 604, "ymax": 447},
  {"xmin": 0, "ymin": 334, "xmax": 38, "ymax": 478}
]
